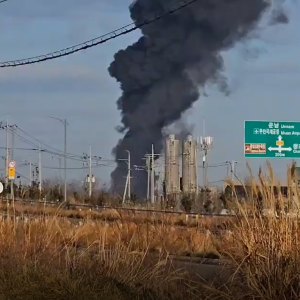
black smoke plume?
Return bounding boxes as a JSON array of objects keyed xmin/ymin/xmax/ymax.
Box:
[{"xmin": 108, "ymin": 0, "xmax": 287, "ymax": 197}]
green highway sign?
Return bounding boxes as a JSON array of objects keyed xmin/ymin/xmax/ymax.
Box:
[{"xmin": 244, "ymin": 120, "xmax": 300, "ymax": 158}]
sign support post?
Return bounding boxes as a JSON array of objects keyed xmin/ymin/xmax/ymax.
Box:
[{"xmin": 8, "ymin": 161, "xmax": 16, "ymax": 204}]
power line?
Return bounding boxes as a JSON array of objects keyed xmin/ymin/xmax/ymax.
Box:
[
  {"xmin": 5, "ymin": 127, "xmax": 92, "ymax": 162},
  {"xmin": 198, "ymin": 162, "xmax": 229, "ymax": 168},
  {"xmin": 0, "ymin": 0, "xmax": 9, "ymax": 3},
  {"xmin": 0, "ymin": 146, "xmax": 39, "ymax": 151},
  {"xmin": 22, "ymin": 162, "xmax": 120, "ymax": 170},
  {"xmin": 15, "ymin": 171, "xmax": 30, "ymax": 182},
  {"xmin": 12, "ymin": 126, "xmax": 107, "ymax": 162},
  {"xmin": 16, "ymin": 126, "xmax": 69, "ymax": 155},
  {"xmin": 0, "ymin": 0, "xmax": 197, "ymax": 68}
]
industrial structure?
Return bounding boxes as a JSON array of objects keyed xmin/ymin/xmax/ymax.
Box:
[
  {"xmin": 182, "ymin": 135, "xmax": 198, "ymax": 194},
  {"xmin": 163, "ymin": 133, "xmax": 216, "ymax": 211},
  {"xmin": 164, "ymin": 134, "xmax": 180, "ymax": 195},
  {"xmin": 164, "ymin": 134, "xmax": 199, "ymax": 197}
]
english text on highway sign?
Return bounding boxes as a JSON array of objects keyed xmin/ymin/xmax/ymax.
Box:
[{"xmin": 244, "ymin": 120, "xmax": 300, "ymax": 158}]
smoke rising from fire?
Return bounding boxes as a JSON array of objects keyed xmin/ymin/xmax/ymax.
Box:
[{"xmin": 108, "ymin": 0, "xmax": 288, "ymax": 197}]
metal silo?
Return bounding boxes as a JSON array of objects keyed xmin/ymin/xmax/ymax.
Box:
[
  {"xmin": 164, "ymin": 134, "xmax": 180, "ymax": 194},
  {"xmin": 182, "ymin": 135, "xmax": 197, "ymax": 194}
]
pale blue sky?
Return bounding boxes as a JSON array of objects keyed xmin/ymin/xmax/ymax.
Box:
[{"xmin": 0, "ymin": 0, "xmax": 299, "ymax": 187}]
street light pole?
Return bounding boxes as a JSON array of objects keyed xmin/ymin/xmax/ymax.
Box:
[
  {"xmin": 47, "ymin": 116, "xmax": 68, "ymax": 202},
  {"xmin": 89, "ymin": 145, "xmax": 92, "ymax": 198}
]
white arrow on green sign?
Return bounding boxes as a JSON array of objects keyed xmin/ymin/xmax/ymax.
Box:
[{"xmin": 268, "ymin": 147, "xmax": 292, "ymax": 152}]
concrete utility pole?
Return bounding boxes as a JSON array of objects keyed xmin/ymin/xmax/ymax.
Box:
[
  {"xmin": 10, "ymin": 126, "xmax": 15, "ymax": 202},
  {"xmin": 47, "ymin": 116, "xmax": 68, "ymax": 202},
  {"xmin": 195, "ymin": 144, "xmax": 199, "ymax": 196},
  {"xmin": 38, "ymin": 143, "xmax": 42, "ymax": 198},
  {"xmin": 226, "ymin": 160, "xmax": 238, "ymax": 180},
  {"xmin": 58, "ymin": 157, "xmax": 62, "ymax": 196},
  {"xmin": 5, "ymin": 117, "xmax": 9, "ymax": 188},
  {"xmin": 11, "ymin": 125, "xmax": 15, "ymax": 162},
  {"xmin": 122, "ymin": 174, "xmax": 128, "ymax": 204},
  {"xmin": 29, "ymin": 156, "xmax": 32, "ymax": 186},
  {"xmin": 64, "ymin": 118, "xmax": 67, "ymax": 202},
  {"xmin": 199, "ymin": 126, "xmax": 214, "ymax": 212},
  {"xmin": 125, "ymin": 150, "xmax": 131, "ymax": 199},
  {"xmin": 231, "ymin": 160, "xmax": 235, "ymax": 181},
  {"xmin": 89, "ymin": 145, "xmax": 92, "ymax": 197},
  {"xmin": 147, "ymin": 155, "xmax": 150, "ymax": 200},
  {"xmin": 151, "ymin": 144, "xmax": 155, "ymax": 204},
  {"xmin": 144, "ymin": 149, "xmax": 161, "ymax": 202}
]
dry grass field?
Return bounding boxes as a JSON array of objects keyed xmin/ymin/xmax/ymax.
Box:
[
  {"xmin": 0, "ymin": 200, "xmax": 237, "ymax": 228},
  {"xmin": 0, "ymin": 162, "xmax": 300, "ymax": 299}
]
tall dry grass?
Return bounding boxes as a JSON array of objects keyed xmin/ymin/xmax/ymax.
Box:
[
  {"xmin": 0, "ymin": 217, "xmax": 213, "ymax": 300},
  {"xmin": 217, "ymin": 161, "xmax": 300, "ymax": 300},
  {"xmin": 2, "ymin": 161, "xmax": 300, "ymax": 299},
  {"xmin": 0, "ymin": 200, "xmax": 237, "ymax": 229}
]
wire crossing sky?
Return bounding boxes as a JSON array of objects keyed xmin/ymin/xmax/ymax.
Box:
[{"xmin": 0, "ymin": 0, "xmax": 198, "ymax": 67}]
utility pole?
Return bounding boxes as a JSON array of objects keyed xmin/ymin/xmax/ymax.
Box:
[
  {"xmin": 151, "ymin": 144, "xmax": 155, "ymax": 204},
  {"xmin": 63, "ymin": 119, "xmax": 67, "ymax": 203},
  {"xmin": 89, "ymin": 145, "xmax": 92, "ymax": 197},
  {"xmin": 10, "ymin": 125, "xmax": 15, "ymax": 202},
  {"xmin": 122, "ymin": 174, "xmax": 128, "ymax": 204},
  {"xmin": 11, "ymin": 125, "xmax": 15, "ymax": 162},
  {"xmin": 195, "ymin": 143, "xmax": 199, "ymax": 196},
  {"xmin": 147, "ymin": 156, "xmax": 150, "ymax": 200},
  {"xmin": 199, "ymin": 132, "xmax": 213, "ymax": 212},
  {"xmin": 47, "ymin": 116, "xmax": 68, "ymax": 202},
  {"xmin": 58, "ymin": 157, "xmax": 62, "ymax": 196},
  {"xmin": 226, "ymin": 160, "xmax": 238, "ymax": 181},
  {"xmin": 29, "ymin": 156, "xmax": 32, "ymax": 186},
  {"xmin": 38, "ymin": 143, "xmax": 42, "ymax": 198},
  {"xmin": 231, "ymin": 160, "xmax": 235, "ymax": 181},
  {"xmin": 125, "ymin": 150, "xmax": 131, "ymax": 199},
  {"xmin": 59, "ymin": 157, "xmax": 62, "ymax": 179},
  {"xmin": 5, "ymin": 117, "xmax": 9, "ymax": 189},
  {"xmin": 228, "ymin": 160, "xmax": 238, "ymax": 198}
]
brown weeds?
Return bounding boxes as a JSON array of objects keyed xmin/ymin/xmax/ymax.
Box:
[{"xmin": 1, "ymin": 161, "xmax": 300, "ymax": 299}]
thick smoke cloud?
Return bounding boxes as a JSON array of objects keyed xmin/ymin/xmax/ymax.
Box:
[
  {"xmin": 165, "ymin": 117, "xmax": 195, "ymax": 141},
  {"xmin": 108, "ymin": 0, "xmax": 287, "ymax": 197}
]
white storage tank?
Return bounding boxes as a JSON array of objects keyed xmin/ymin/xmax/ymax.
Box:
[
  {"xmin": 182, "ymin": 135, "xmax": 197, "ymax": 194},
  {"xmin": 164, "ymin": 135, "xmax": 180, "ymax": 194}
]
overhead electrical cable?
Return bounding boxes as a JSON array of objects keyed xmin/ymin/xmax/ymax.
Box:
[
  {"xmin": 22, "ymin": 161, "xmax": 122, "ymax": 170},
  {"xmin": 8, "ymin": 126, "xmax": 85, "ymax": 161},
  {"xmin": 4, "ymin": 126, "xmax": 116, "ymax": 163},
  {"xmin": 15, "ymin": 126, "xmax": 106, "ymax": 161},
  {"xmin": 8, "ymin": 129, "xmax": 89, "ymax": 162},
  {"xmin": 16, "ymin": 126, "xmax": 70, "ymax": 155},
  {"xmin": 0, "ymin": 0, "xmax": 197, "ymax": 67}
]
